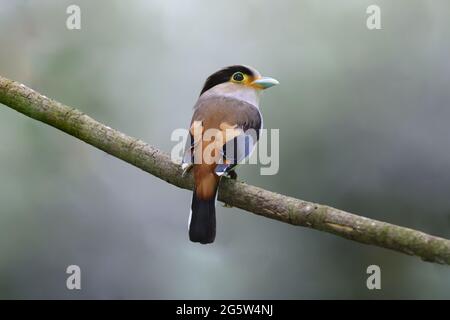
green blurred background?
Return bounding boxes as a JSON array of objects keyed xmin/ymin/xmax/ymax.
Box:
[{"xmin": 1, "ymin": 0, "xmax": 449, "ymax": 299}]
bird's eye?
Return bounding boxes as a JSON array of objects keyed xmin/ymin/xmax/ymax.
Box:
[{"xmin": 232, "ymin": 72, "xmax": 245, "ymax": 82}]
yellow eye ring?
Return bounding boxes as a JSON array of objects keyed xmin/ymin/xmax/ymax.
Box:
[{"xmin": 232, "ymin": 72, "xmax": 245, "ymax": 82}]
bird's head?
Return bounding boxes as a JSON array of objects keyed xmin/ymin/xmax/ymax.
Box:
[{"xmin": 200, "ymin": 65, "xmax": 279, "ymax": 96}]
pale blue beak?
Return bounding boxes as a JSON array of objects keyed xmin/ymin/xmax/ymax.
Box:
[{"xmin": 252, "ymin": 77, "xmax": 279, "ymax": 90}]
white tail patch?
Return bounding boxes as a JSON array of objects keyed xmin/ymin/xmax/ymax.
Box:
[{"xmin": 188, "ymin": 208, "xmax": 192, "ymax": 231}]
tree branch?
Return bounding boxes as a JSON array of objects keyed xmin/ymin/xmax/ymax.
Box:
[{"xmin": 1, "ymin": 75, "xmax": 449, "ymax": 265}]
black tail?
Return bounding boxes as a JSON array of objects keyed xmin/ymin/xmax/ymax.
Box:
[{"xmin": 189, "ymin": 190, "xmax": 216, "ymax": 244}]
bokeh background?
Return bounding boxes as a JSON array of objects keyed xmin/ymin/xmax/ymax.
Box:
[{"xmin": 1, "ymin": 0, "xmax": 449, "ymax": 299}]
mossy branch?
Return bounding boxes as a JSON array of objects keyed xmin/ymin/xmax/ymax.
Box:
[{"xmin": 1, "ymin": 75, "xmax": 450, "ymax": 265}]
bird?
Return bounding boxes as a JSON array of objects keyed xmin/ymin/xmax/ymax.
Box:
[{"xmin": 182, "ymin": 65, "xmax": 279, "ymax": 244}]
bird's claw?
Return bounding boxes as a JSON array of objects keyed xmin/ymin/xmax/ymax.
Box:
[
  {"xmin": 227, "ymin": 170, "xmax": 238, "ymax": 180},
  {"xmin": 181, "ymin": 163, "xmax": 193, "ymax": 177}
]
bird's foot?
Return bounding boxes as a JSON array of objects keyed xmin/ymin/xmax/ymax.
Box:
[
  {"xmin": 181, "ymin": 163, "xmax": 193, "ymax": 177},
  {"xmin": 227, "ymin": 170, "xmax": 238, "ymax": 180}
]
